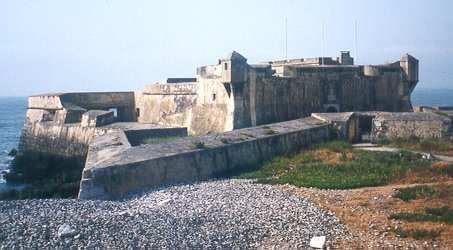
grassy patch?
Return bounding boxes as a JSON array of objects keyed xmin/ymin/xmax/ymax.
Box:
[
  {"xmin": 220, "ymin": 138, "xmax": 231, "ymax": 144},
  {"xmin": 192, "ymin": 141, "xmax": 206, "ymax": 149},
  {"xmin": 394, "ymin": 228, "xmax": 441, "ymax": 240},
  {"xmin": 382, "ymin": 137, "xmax": 453, "ymax": 155},
  {"xmin": 141, "ymin": 136, "xmax": 180, "ymax": 145},
  {"xmin": 394, "ymin": 184, "xmax": 453, "ymax": 201},
  {"xmin": 237, "ymin": 141, "xmax": 433, "ymax": 189},
  {"xmin": 394, "ymin": 185, "xmax": 439, "ymax": 201},
  {"xmin": 390, "ymin": 206, "xmax": 453, "ymax": 224},
  {"xmin": 262, "ymin": 126, "xmax": 278, "ymax": 135}
]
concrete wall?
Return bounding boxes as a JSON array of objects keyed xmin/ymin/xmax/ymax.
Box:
[{"xmin": 78, "ymin": 117, "xmax": 330, "ymax": 199}]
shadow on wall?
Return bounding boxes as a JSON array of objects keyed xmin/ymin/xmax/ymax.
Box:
[{"xmin": 1, "ymin": 151, "xmax": 85, "ymax": 200}]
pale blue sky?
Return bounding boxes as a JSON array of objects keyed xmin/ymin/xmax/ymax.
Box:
[{"xmin": 1, "ymin": 0, "xmax": 452, "ymax": 96}]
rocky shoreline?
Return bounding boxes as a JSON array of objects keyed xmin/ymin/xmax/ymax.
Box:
[{"xmin": 0, "ymin": 179, "xmax": 344, "ymax": 248}]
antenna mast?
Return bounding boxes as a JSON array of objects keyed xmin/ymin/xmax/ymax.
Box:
[
  {"xmin": 285, "ymin": 17, "xmax": 288, "ymax": 60},
  {"xmin": 354, "ymin": 20, "xmax": 358, "ymax": 64},
  {"xmin": 322, "ymin": 21, "xmax": 325, "ymax": 66}
]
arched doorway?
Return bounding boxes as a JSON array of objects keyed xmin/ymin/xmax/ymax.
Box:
[{"xmin": 326, "ymin": 106, "xmax": 338, "ymax": 113}]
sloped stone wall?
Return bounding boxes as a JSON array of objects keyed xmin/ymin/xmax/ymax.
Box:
[{"xmin": 78, "ymin": 117, "xmax": 330, "ymax": 200}]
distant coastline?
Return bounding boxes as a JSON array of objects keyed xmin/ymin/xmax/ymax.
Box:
[{"xmin": 412, "ymin": 88, "xmax": 453, "ymax": 106}]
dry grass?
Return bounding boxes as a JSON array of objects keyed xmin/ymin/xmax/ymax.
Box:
[
  {"xmin": 281, "ymin": 181, "xmax": 453, "ymax": 248},
  {"xmin": 312, "ymin": 149, "xmax": 355, "ymax": 165}
]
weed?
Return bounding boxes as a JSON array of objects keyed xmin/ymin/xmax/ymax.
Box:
[
  {"xmin": 142, "ymin": 136, "xmax": 180, "ymax": 145},
  {"xmin": 390, "ymin": 206, "xmax": 453, "ymax": 224},
  {"xmin": 383, "ymin": 137, "xmax": 453, "ymax": 154},
  {"xmin": 394, "ymin": 185, "xmax": 438, "ymax": 201},
  {"xmin": 193, "ymin": 141, "xmax": 206, "ymax": 149},
  {"xmin": 262, "ymin": 126, "xmax": 278, "ymax": 135},
  {"xmin": 220, "ymin": 138, "xmax": 230, "ymax": 144},
  {"xmin": 394, "ymin": 228, "xmax": 441, "ymax": 240}
]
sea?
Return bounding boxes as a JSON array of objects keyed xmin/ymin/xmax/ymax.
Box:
[
  {"xmin": 0, "ymin": 97, "xmax": 27, "ymax": 191},
  {"xmin": 0, "ymin": 89, "xmax": 452, "ymax": 190}
]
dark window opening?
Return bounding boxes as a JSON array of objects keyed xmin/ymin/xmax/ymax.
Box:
[
  {"xmin": 326, "ymin": 106, "xmax": 338, "ymax": 113},
  {"xmin": 224, "ymin": 63, "xmax": 228, "ymax": 70},
  {"xmin": 136, "ymin": 108, "xmax": 140, "ymax": 117},
  {"xmin": 212, "ymin": 93, "xmax": 216, "ymax": 102},
  {"xmin": 223, "ymin": 83, "xmax": 232, "ymax": 97},
  {"xmin": 359, "ymin": 115, "xmax": 373, "ymax": 142}
]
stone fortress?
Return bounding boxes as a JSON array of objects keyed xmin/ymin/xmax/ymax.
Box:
[{"xmin": 17, "ymin": 51, "xmax": 453, "ymax": 199}]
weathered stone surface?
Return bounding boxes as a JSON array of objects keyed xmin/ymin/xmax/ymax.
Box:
[
  {"xmin": 371, "ymin": 112, "xmax": 451, "ymax": 141},
  {"xmin": 78, "ymin": 117, "xmax": 330, "ymax": 199},
  {"xmin": 135, "ymin": 51, "xmax": 418, "ymax": 135},
  {"xmin": 81, "ymin": 110, "xmax": 115, "ymax": 127}
]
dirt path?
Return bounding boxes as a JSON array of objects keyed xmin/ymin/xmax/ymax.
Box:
[{"xmin": 353, "ymin": 143, "xmax": 453, "ymax": 162}]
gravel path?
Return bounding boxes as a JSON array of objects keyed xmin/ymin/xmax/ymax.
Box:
[{"xmin": 0, "ymin": 179, "xmax": 344, "ymax": 248}]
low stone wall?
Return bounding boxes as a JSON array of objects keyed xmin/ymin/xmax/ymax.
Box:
[
  {"xmin": 78, "ymin": 117, "xmax": 331, "ymax": 200},
  {"xmin": 125, "ymin": 127, "xmax": 187, "ymax": 146},
  {"xmin": 371, "ymin": 112, "xmax": 451, "ymax": 142}
]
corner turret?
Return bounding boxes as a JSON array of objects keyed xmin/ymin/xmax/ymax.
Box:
[
  {"xmin": 400, "ymin": 54, "xmax": 419, "ymax": 92},
  {"xmin": 220, "ymin": 51, "xmax": 248, "ymax": 83}
]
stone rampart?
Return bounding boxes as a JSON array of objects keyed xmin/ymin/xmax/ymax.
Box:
[
  {"xmin": 18, "ymin": 122, "xmax": 97, "ymax": 159},
  {"xmin": 78, "ymin": 117, "xmax": 330, "ymax": 199}
]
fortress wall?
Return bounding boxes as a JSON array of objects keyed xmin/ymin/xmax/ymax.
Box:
[
  {"xmin": 135, "ymin": 82, "xmax": 197, "ymax": 130},
  {"xmin": 18, "ymin": 122, "xmax": 97, "ymax": 159},
  {"xmin": 135, "ymin": 92, "xmax": 196, "ymax": 127},
  {"xmin": 245, "ymin": 73, "xmax": 378, "ymax": 127},
  {"xmin": 340, "ymin": 77, "xmax": 375, "ymax": 111},
  {"xmin": 78, "ymin": 117, "xmax": 330, "ymax": 199},
  {"xmin": 190, "ymin": 78, "xmax": 235, "ymax": 134},
  {"xmin": 59, "ymin": 92, "xmax": 135, "ymax": 110},
  {"xmin": 28, "ymin": 94, "xmax": 64, "ymax": 110},
  {"xmin": 373, "ymin": 74, "xmax": 412, "ymax": 111},
  {"xmin": 251, "ymin": 77, "xmax": 323, "ymax": 125}
]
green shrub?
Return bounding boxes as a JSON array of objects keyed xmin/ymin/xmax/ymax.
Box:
[
  {"xmin": 193, "ymin": 141, "xmax": 206, "ymax": 149},
  {"xmin": 390, "ymin": 206, "xmax": 453, "ymax": 224},
  {"xmin": 394, "ymin": 185, "xmax": 438, "ymax": 201},
  {"xmin": 220, "ymin": 138, "xmax": 230, "ymax": 144},
  {"xmin": 394, "ymin": 228, "xmax": 441, "ymax": 240}
]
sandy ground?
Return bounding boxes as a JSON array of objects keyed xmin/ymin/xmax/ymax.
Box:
[{"xmin": 280, "ymin": 181, "xmax": 453, "ymax": 249}]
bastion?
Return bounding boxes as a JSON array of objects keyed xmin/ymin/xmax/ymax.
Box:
[{"xmin": 15, "ymin": 51, "xmax": 444, "ymax": 200}]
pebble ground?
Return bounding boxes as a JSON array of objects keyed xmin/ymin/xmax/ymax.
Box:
[{"xmin": 0, "ymin": 179, "xmax": 344, "ymax": 248}]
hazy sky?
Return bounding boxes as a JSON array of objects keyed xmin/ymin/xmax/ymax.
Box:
[{"xmin": 1, "ymin": 0, "xmax": 452, "ymax": 96}]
